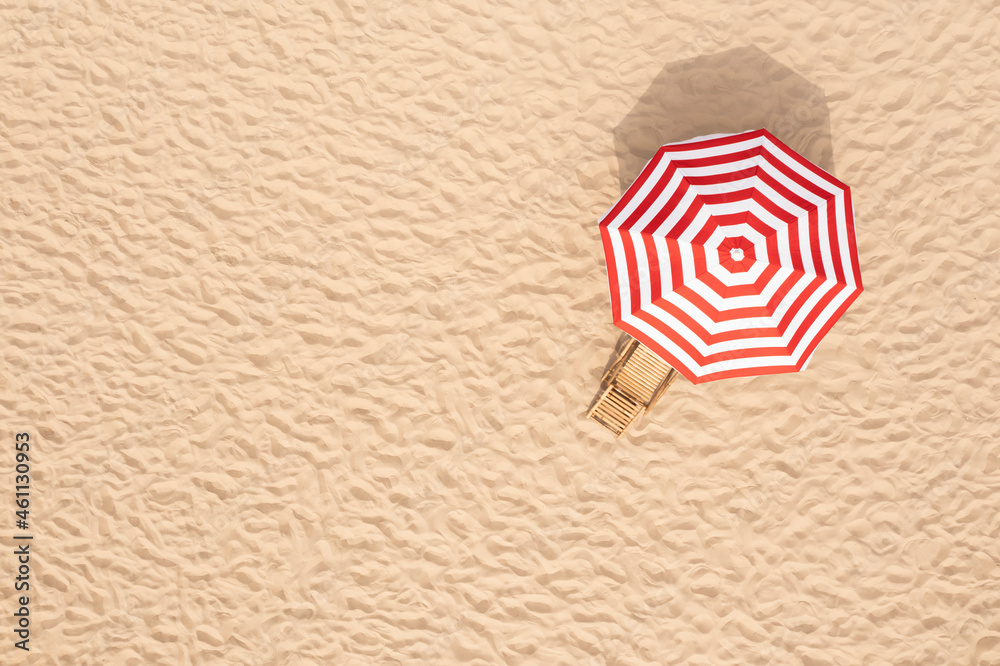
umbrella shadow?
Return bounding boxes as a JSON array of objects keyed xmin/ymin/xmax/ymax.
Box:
[{"xmin": 613, "ymin": 45, "xmax": 835, "ymax": 192}]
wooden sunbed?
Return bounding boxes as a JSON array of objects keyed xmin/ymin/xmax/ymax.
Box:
[{"xmin": 587, "ymin": 337, "xmax": 679, "ymax": 438}]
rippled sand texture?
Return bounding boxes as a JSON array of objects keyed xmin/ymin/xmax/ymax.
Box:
[{"xmin": 2, "ymin": 0, "xmax": 1000, "ymax": 664}]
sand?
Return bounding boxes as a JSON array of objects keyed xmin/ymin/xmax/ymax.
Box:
[{"xmin": 2, "ymin": 0, "xmax": 999, "ymax": 664}]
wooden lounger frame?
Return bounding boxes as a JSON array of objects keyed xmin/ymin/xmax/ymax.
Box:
[{"xmin": 587, "ymin": 337, "xmax": 679, "ymax": 438}]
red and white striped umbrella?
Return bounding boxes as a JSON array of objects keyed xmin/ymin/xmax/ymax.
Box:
[{"xmin": 599, "ymin": 129, "xmax": 862, "ymax": 384}]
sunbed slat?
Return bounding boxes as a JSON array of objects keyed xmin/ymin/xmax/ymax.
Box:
[{"xmin": 622, "ymin": 358, "xmax": 661, "ymax": 379}]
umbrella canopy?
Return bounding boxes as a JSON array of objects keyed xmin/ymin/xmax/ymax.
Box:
[{"xmin": 599, "ymin": 129, "xmax": 862, "ymax": 384}]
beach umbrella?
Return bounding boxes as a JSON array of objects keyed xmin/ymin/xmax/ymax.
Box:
[{"xmin": 599, "ymin": 129, "xmax": 862, "ymax": 384}]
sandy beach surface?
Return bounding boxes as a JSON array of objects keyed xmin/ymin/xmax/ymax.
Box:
[{"xmin": 2, "ymin": 0, "xmax": 999, "ymax": 664}]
